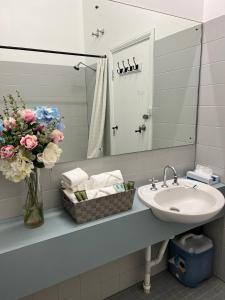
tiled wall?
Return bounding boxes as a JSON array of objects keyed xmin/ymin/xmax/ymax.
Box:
[
  {"xmin": 196, "ymin": 15, "xmax": 225, "ymax": 183},
  {"xmin": 153, "ymin": 24, "xmax": 201, "ymax": 149},
  {"xmin": 21, "ymin": 245, "xmax": 167, "ymax": 300},
  {"xmin": 198, "ymin": 14, "xmax": 225, "ymax": 284},
  {"xmin": 0, "ymin": 145, "xmax": 195, "ymax": 221},
  {"xmin": 0, "ymin": 61, "xmax": 89, "ymax": 163}
]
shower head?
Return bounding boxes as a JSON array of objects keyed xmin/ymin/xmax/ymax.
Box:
[
  {"xmin": 74, "ymin": 64, "xmax": 80, "ymax": 71},
  {"xmin": 73, "ymin": 62, "xmax": 96, "ymax": 72}
]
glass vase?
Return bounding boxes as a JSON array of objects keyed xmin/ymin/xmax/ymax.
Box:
[{"xmin": 24, "ymin": 167, "xmax": 44, "ymax": 228}]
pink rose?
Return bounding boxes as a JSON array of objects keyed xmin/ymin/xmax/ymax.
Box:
[
  {"xmin": 3, "ymin": 117, "xmax": 16, "ymax": 130},
  {"xmin": 20, "ymin": 109, "xmax": 36, "ymax": 123},
  {"xmin": 0, "ymin": 145, "xmax": 15, "ymax": 159},
  {"xmin": 20, "ymin": 135, "xmax": 38, "ymax": 150},
  {"xmin": 51, "ymin": 129, "xmax": 64, "ymax": 144}
]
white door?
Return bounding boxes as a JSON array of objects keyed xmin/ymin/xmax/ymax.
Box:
[{"xmin": 109, "ymin": 31, "xmax": 154, "ymax": 155}]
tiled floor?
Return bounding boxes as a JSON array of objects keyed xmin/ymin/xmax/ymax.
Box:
[{"xmin": 107, "ymin": 271, "xmax": 225, "ymax": 300}]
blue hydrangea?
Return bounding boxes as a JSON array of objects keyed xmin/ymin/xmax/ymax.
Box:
[
  {"xmin": 0, "ymin": 122, "xmax": 4, "ymax": 133},
  {"xmin": 34, "ymin": 106, "xmax": 61, "ymax": 124},
  {"xmin": 57, "ymin": 121, "xmax": 65, "ymax": 131},
  {"xmin": 0, "ymin": 123, "xmax": 4, "ymax": 142}
]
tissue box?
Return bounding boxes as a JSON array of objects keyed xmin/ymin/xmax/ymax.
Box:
[
  {"xmin": 186, "ymin": 171, "xmax": 220, "ymax": 185},
  {"xmin": 62, "ymin": 189, "xmax": 135, "ymax": 224}
]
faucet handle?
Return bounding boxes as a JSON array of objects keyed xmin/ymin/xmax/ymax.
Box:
[
  {"xmin": 172, "ymin": 175, "xmax": 179, "ymax": 186},
  {"xmin": 149, "ymin": 178, "xmax": 158, "ymax": 191}
]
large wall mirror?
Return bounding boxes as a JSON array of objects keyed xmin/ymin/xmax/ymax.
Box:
[{"xmin": 0, "ymin": 0, "xmax": 202, "ymax": 163}]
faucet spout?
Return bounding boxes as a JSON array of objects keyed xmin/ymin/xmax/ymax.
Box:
[{"xmin": 162, "ymin": 165, "xmax": 178, "ymax": 188}]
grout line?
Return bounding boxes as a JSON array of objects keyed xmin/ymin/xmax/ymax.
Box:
[
  {"xmin": 201, "ymin": 59, "xmax": 225, "ymax": 67},
  {"xmin": 200, "ymin": 83, "xmax": 225, "ymax": 87},
  {"xmin": 203, "ymin": 34, "xmax": 225, "ymax": 45},
  {"xmin": 155, "ymin": 65, "xmax": 200, "ymax": 76}
]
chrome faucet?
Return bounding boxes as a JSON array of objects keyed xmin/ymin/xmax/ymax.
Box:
[{"xmin": 162, "ymin": 165, "xmax": 179, "ymax": 188}]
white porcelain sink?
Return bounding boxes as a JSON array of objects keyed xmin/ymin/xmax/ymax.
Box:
[{"xmin": 138, "ymin": 179, "xmax": 224, "ymax": 223}]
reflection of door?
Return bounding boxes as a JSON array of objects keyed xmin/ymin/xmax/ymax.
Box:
[{"xmin": 109, "ymin": 31, "xmax": 154, "ymax": 155}]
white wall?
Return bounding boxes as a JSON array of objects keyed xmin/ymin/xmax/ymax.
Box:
[
  {"xmin": 0, "ymin": 0, "xmax": 85, "ymax": 65},
  {"xmin": 83, "ymin": 0, "xmax": 199, "ymax": 59},
  {"xmin": 203, "ymin": 0, "xmax": 225, "ymax": 21},
  {"xmin": 108, "ymin": 0, "xmax": 204, "ymax": 22}
]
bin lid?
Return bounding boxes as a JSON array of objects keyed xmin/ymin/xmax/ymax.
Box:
[{"xmin": 174, "ymin": 234, "xmax": 213, "ymax": 254}]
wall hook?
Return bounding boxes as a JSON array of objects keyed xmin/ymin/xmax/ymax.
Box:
[
  {"xmin": 122, "ymin": 60, "xmax": 128, "ymax": 73},
  {"xmin": 92, "ymin": 31, "xmax": 100, "ymax": 38},
  {"xmin": 97, "ymin": 28, "xmax": 105, "ymax": 35},
  {"xmin": 133, "ymin": 57, "xmax": 139, "ymax": 70},
  {"xmin": 117, "ymin": 62, "xmax": 123, "ymax": 74},
  {"xmin": 127, "ymin": 58, "xmax": 133, "ymax": 71}
]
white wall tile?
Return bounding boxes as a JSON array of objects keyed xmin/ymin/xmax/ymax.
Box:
[
  {"xmin": 199, "ymin": 84, "xmax": 225, "ymax": 106},
  {"xmin": 203, "ymin": 15, "xmax": 225, "ymax": 43},
  {"xmin": 155, "ymin": 45, "xmax": 201, "ymax": 75},
  {"xmin": 32, "ymin": 286, "xmax": 58, "ymax": 300},
  {"xmin": 80, "ymin": 269, "xmax": 102, "ymax": 300},
  {"xmin": 202, "ymin": 37, "xmax": 225, "ymax": 64},
  {"xmin": 155, "ymin": 67, "xmax": 200, "ymax": 90},
  {"xmin": 198, "ymin": 106, "xmax": 225, "ymax": 127},
  {"xmin": 201, "ymin": 62, "xmax": 225, "ymax": 86},
  {"xmin": 197, "ymin": 15, "xmax": 225, "ymax": 184},
  {"xmin": 58, "ymin": 276, "xmax": 81, "ymax": 300}
]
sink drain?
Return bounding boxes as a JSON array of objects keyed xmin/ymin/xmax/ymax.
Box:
[{"xmin": 170, "ymin": 207, "xmax": 180, "ymax": 212}]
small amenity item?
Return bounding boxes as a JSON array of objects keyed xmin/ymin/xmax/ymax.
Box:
[
  {"xmin": 113, "ymin": 183, "xmax": 126, "ymax": 193},
  {"xmin": 75, "ymin": 190, "xmax": 88, "ymax": 202},
  {"xmin": 168, "ymin": 233, "xmax": 214, "ymax": 287},
  {"xmin": 124, "ymin": 181, "xmax": 135, "ymax": 191}
]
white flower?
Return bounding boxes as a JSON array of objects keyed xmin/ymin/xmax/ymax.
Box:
[
  {"xmin": 0, "ymin": 151, "xmax": 34, "ymax": 183},
  {"xmin": 37, "ymin": 142, "xmax": 62, "ymax": 169}
]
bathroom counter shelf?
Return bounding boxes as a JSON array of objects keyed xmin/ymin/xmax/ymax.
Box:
[{"xmin": 0, "ymin": 191, "xmax": 224, "ymax": 300}]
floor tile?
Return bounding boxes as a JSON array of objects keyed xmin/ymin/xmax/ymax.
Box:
[{"xmin": 107, "ymin": 271, "xmax": 225, "ymax": 300}]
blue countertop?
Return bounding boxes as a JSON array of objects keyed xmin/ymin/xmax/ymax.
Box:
[
  {"xmin": 0, "ymin": 194, "xmax": 148, "ymax": 255},
  {"xmin": 1, "ymin": 193, "xmax": 224, "ymax": 300}
]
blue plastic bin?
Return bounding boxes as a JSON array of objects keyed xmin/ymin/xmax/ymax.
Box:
[{"xmin": 168, "ymin": 234, "xmax": 214, "ymax": 287}]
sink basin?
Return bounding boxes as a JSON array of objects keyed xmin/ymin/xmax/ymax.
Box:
[{"xmin": 138, "ymin": 179, "xmax": 224, "ymax": 223}]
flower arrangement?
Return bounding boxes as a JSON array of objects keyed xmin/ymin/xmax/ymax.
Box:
[{"xmin": 0, "ymin": 92, "xmax": 64, "ymax": 227}]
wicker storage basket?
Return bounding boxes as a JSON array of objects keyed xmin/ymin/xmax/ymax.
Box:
[{"xmin": 62, "ymin": 189, "xmax": 135, "ymax": 224}]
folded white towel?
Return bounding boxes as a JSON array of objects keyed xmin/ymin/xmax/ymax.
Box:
[
  {"xmin": 63, "ymin": 189, "xmax": 78, "ymax": 204},
  {"xmin": 61, "ymin": 179, "xmax": 93, "ymax": 192},
  {"xmin": 90, "ymin": 170, "xmax": 123, "ymax": 189},
  {"xmin": 62, "ymin": 168, "xmax": 89, "ymax": 189},
  {"xmin": 86, "ymin": 186, "xmax": 117, "ymax": 200}
]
